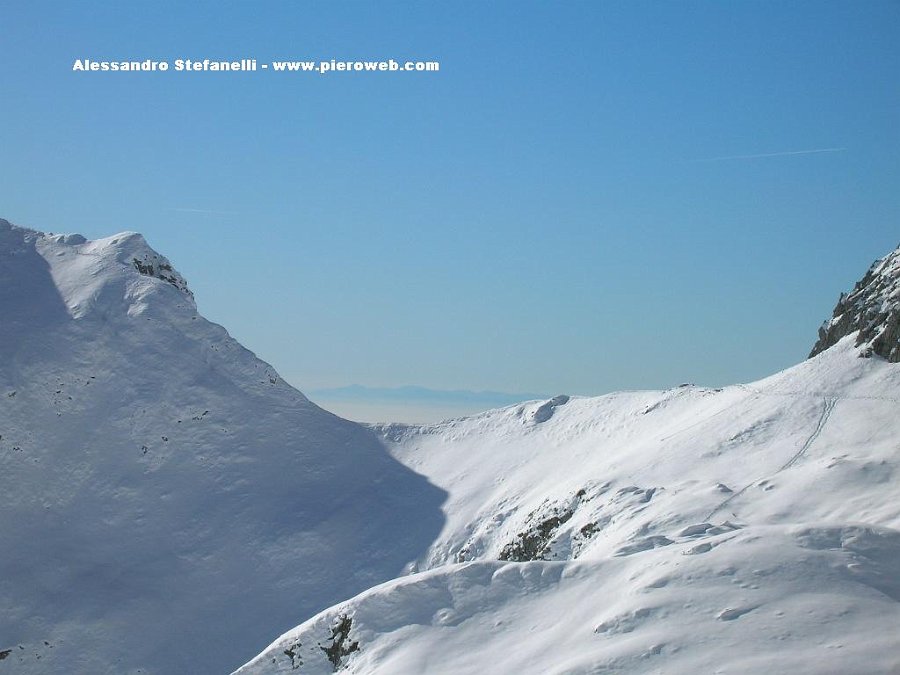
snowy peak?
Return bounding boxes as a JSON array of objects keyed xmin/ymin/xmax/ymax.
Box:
[
  {"xmin": 74, "ymin": 229, "xmax": 193, "ymax": 299},
  {"xmin": 44, "ymin": 228, "xmax": 195, "ymax": 319},
  {"xmin": 810, "ymin": 243, "xmax": 900, "ymax": 362},
  {"xmin": 1, "ymin": 218, "xmax": 194, "ymax": 323}
]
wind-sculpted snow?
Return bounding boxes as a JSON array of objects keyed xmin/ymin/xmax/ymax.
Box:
[
  {"xmin": 241, "ymin": 328, "xmax": 900, "ymax": 672},
  {"xmin": 0, "ymin": 220, "xmax": 446, "ymax": 674},
  {"xmin": 237, "ymin": 525, "xmax": 900, "ymax": 674}
]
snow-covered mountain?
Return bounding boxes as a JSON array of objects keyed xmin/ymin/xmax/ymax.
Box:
[
  {"xmin": 0, "ymin": 219, "xmax": 446, "ymax": 674},
  {"xmin": 238, "ymin": 247, "xmax": 900, "ymax": 674},
  {"xmin": 4, "ymin": 217, "xmax": 898, "ymax": 674}
]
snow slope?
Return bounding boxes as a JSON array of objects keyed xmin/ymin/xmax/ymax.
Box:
[
  {"xmin": 0, "ymin": 220, "xmax": 446, "ymax": 674},
  {"xmin": 238, "ymin": 252, "xmax": 900, "ymax": 673},
  {"xmin": 237, "ymin": 524, "xmax": 900, "ymax": 674}
]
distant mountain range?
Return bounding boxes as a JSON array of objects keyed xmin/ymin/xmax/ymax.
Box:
[{"xmin": 308, "ymin": 384, "xmax": 549, "ymax": 407}]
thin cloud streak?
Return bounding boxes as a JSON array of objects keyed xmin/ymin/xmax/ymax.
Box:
[
  {"xmin": 169, "ymin": 207, "xmax": 238, "ymax": 215},
  {"xmin": 691, "ymin": 147, "xmax": 846, "ymax": 162}
]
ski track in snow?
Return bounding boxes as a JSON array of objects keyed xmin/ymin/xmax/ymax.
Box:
[
  {"xmin": 739, "ymin": 381, "xmax": 900, "ymax": 403},
  {"xmin": 780, "ymin": 397, "xmax": 836, "ymax": 471},
  {"xmin": 656, "ymin": 389, "xmax": 757, "ymax": 442},
  {"xmin": 705, "ymin": 396, "xmax": 837, "ymax": 521}
]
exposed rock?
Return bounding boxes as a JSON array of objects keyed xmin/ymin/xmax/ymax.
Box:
[
  {"xmin": 499, "ymin": 508, "xmax": 574, "ymax": 561},
  {"xmin": 132, "ymin": 254, "xmax": 194, "ymax": 298},
  {"xmin": 282, "ymin": 642, "xmax": 302, "ymax": 670},
  {"xmin": 810, "ymin": 245, "xmax": 900, "ymax": 362},
  {"xmin": 319, "ymin": 614, "xmax": 359, "ymax": 672}
]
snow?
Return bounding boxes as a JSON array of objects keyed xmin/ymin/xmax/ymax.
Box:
[
  {"xmin": 238, "ymin": 525, "xmax": 900, "ymax": 674},
  {"xmin": 0, "ymin": 220, "xmax": 445, "ymax": 673},
  {"xmin": 3, "ymin": 217, "xmax": 898, "ymax": 674},
  {"xmin": 239, "ymin": 338, "xmax": 900, "ymax": 672}
]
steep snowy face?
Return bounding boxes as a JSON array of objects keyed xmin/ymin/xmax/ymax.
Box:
[
  {"xmin": 810, "ymin": 244, "xmax": 900, "ymax": 362},
  {"xmin": 0, "ymin": 219, "xmax": 445, "ymax": 674}
]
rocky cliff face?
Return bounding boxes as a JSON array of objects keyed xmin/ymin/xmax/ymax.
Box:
[{"xmin": 810, "ymin": 244, "xmax": 900, "ymax": 362}]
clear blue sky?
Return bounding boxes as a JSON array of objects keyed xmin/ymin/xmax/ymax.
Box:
[{"xmin": 2, "ymin": 1, "xmax": 898, "ymax": 397}]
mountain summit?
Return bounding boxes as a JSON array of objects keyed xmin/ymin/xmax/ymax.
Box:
[
  {"xmin": 0, "ymin": 219, "xmax": 445, "ymax": 674},
  {"xmin": 810, "ymin": 244, "xmax": 900, "ymax": 362}
]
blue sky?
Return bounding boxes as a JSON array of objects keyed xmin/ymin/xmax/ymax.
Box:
[{"xmin": 2, "ymin": 1, "xmax": 898, "ymax": 400}]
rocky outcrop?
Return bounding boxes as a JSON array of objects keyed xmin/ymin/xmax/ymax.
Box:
[{"xmin": 810, "ymin": 245, "xmax": 900, "ymax": 362}]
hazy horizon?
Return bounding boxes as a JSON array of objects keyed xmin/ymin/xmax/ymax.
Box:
[
  {"xmin": 306, "ymin": 383, "xmax": 551, "ymax": 424},
  {"xmin": 3, "ymin": 1, "xmax": 897, "ymax": 397},
  {"xmin": 310, "ymin": 398, "xmax": 497, "ymax": 425}
]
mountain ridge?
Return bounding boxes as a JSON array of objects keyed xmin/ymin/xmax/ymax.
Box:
[
  {"xmin": 237, "ymin": 243, "xmax": 900, "ymax": 674},
  {"xmin": 0, "ymin": 219, "xmax": 446, "ymax": 674},
  {"xmin": 309, "ymin": 384, "xmax": 551, "ymax": 407}
]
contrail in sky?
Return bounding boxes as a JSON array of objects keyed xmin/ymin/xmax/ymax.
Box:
[
  {"xmin": 169, "ymin": 207, "xmax": 238, "ymax": 215},
  {"xmin": 691, "ymin": 147, "xmax": 846, "ymax": 162}
]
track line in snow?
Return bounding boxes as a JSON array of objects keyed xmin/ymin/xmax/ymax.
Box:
[
  {"xmin": 704, "ymin": 397, "xmax": 836, "ymax": 521},
  {"xmin": 738, "ymin": 383, "xmax": 898, "ymax": 403},
  {"xmin": 657, "ymin": 389, "xmax": 759, "ymax": 442},
  {"xmin": 704, "ymin": 483, "xmax": 750, "ymax": 522},
  {"xmin": 779, "ymin": 397, "xmax": 836, "ymax": 471}
]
